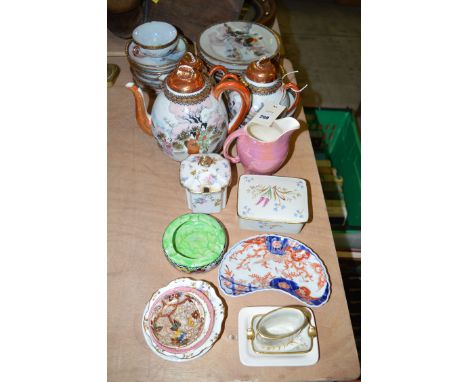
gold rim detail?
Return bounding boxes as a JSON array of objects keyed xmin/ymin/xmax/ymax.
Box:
[
  {"xmin": 241, "ymin": 76, "xmax": 282, "ymax": 95},
  {"xmin": 163, "ymin": 81, "xmax": 211, "ymax": 105}
]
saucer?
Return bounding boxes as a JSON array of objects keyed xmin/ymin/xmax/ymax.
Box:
[
  {"xmin": 142, "ymin": 278, "xmax": 225, "ymax": 361},
  {"xmin": 238, "ymin": 306, "xmax": 319, "ymax": 367},
  {"xmin": 199, "ymin": 21, "xmax": 280, "ymax": 67},
  {"xmin": 144, "ymin": 286, "xmax": 215, "ymax": 354}
]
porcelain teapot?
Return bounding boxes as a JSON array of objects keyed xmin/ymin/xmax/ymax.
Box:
[
  {"xmin": 126, "ymin": 64, "xmax": 251, "ymax": 161},
  {"xmin": 210, "ymin": 57, "xmax": 301, "ymax": 127}
]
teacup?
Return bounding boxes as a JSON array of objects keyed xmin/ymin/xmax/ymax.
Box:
[
  {"xmin": 132, "ymin": 21, "xmax": 179, "ymax": 58},
  {"xmin": 248, "ymin": 306, "xmax": 314, "ymax": 348}
]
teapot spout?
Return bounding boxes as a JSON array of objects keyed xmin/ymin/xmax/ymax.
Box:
[{"xmin": 125, "ymin": 82, "xmax": 152, "ymax": 136}]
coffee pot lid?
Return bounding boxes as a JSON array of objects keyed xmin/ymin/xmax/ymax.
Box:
[
  {"xmin": 245, "ymin": 57, "xmax": 278, "ymax": 83},
  {"xmin": 179, "ymin": 52, "xmax": 205, "ymax": 73},
  {"xmin": 166, "ymin": 65, "xmax": 205, "ymax": 93}
]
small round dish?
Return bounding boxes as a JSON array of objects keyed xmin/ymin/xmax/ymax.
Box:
[
  {"xmin": 199, "ymin": 21, "xmax": 280, "ymax": 67},
  {"xmin": 132, "ymin": 21, "xmax": 179, "ymax": 57},
  {"xmin": 145, "ymin": 286, "xmax": 215, "ymax": 354},
  {"xmin": 163, "ymin": 214, "xmax": 227, "ymax": 273},
  {"xmin": 142, "ymin": 278, "xmax": 225, "ymax": 362}
]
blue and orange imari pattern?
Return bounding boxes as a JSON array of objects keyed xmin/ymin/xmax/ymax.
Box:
[{"xmin": 217, "ymin": 235, "xmax": 331, "ymax": 307}]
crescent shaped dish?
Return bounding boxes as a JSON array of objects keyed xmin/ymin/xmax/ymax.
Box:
[{"xmin": 218, "ymin": 235, "xmax": 331, "ymax": 307}]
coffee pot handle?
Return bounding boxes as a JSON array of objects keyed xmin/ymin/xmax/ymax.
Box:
[
  {"xmin": 213, "ymin": 80, "xmax": 251, "ymax": 135},
  {"xmin": 283, "ymin": 82, "xmax": 301, "ymax": 115},
  {"xmin": 222, "ymin": 128, "xmax": 246, "ymax": 163}
]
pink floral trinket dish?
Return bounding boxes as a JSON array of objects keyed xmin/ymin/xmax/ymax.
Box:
[
  {"xmin": 218, "ymin": 235, "xmax": 330, "ymax": 307},
  {"xmin": 142, "ymin": 278, "xmax": 225, "ymax": 361}
]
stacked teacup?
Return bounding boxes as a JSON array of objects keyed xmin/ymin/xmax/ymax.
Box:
[{"xmin": 126, "ymin": 21, "xmax": 187, "ymax": 93}]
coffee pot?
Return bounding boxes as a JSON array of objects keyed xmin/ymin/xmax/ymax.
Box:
[
  {"xmin": 210, "ymin": 57, "xmax": 302, "ymax": 127},
  {"xmin": 126, "ymin": 64, "xmax": 251, "ymax": 161}
]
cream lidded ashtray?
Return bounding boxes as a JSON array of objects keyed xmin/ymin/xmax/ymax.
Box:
[{"xmin": 246, "ymin": 306, "xmax": 317, "ymax": 354}]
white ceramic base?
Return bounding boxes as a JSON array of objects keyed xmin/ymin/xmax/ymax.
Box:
[
  {"xmin": 238, "ymin": 217, "xmax": 304, "ymax": 234},
  {"xmin": 238, "ymin": 306, "xmax": 319, "ymax": 367},
  {"xmin": 186, "ymin": 189, "xmax": 226, "ymax": 214}
]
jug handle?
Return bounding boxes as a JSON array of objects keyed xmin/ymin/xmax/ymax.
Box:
[
  {"xmin": 213, "ymin": 80, "xmax": 251, "ymax": 135},
  {"xmin": 283, "ymin": 83, "xmax": 301, "ymax": 115},
  {"xmin": 222, "ymin": 128, "xmax": 246, "ymax": 163}
]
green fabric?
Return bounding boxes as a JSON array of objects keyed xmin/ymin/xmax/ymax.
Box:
[{"xmin": 163, "ymin": 214, "xmax": 226, "ymax": 268}]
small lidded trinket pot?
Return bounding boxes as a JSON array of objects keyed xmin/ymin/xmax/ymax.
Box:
[
  {"xmin": 237, "ymin": 174, "xmax": 309, "ymax": 234},
  {"xmin": 180, "ymin": 154, "xmax": 231, "ymax": 213}
]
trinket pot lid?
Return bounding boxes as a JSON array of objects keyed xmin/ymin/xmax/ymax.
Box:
[
  {"xmin": 180, "ymin": 154, "xmax": 231, "ymax": 193},
  {"xmin": 245, "ymin": 57, "xmax": 278, "ymax": 83},
  {"xmin": 237, "ymin": 175, "xmax": 308, "ymax": 223},
  {"xmin": 163, "ymin": 214, "xmax": 227, "ymax": 269},
  {"xmin": 179, "ymin": 52, "xmax": 205, "ymax": 73},
  {"xmin": 166, "ymin": 65, "xmax": 205, "ymax": 93}
]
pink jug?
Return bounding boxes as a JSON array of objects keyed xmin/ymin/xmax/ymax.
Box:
[{"xmin": 222, "ymin": 117, "xmax": 300, "ymax": 175}]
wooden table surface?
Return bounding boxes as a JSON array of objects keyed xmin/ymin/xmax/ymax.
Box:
[{"xmin": 108, "ymin": 29, "xmax": 360, "ymax": 382}]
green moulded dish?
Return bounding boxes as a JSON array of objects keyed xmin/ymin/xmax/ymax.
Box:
[{"xmin": 162, "ymin": 213, "xmax": 227, "ymax": 273}]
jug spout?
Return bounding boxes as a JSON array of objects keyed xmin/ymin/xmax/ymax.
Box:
[
  {"xmin": 125, "ymin": 82, "xmax": 152, "ymax": 136},
  {"xmin": 246, "ymin": 116, "xmax": 300, "ymax": 143},
  {"xmin": 274, "ymin": 117, "xmax": 300, "ymax": 138}
]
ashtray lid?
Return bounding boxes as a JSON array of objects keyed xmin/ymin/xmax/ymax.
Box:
[
  {"xmin": 180, "ymin": 154, "xmax": 231, "ymax": 193},
  {"xmin": 238, "ymin": 175, "xmax": 308, "ymax": 224}
]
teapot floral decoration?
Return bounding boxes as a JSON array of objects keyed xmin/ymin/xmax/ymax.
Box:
[{"xmin": 126, "ymin": 63, "xmax": 251, "ymax": 161}]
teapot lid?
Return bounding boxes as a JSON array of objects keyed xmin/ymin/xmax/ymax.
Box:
[
  {"xmin": 179, "ymin": 52, "xmax": 204, "ymax": 73},
  {"xmin": 245, "ymin": 57, "xmax": 278, "ymax": 83},
  {"xmin": 167, "ymin": 65, "xmax": 205, "ymax": 93}
]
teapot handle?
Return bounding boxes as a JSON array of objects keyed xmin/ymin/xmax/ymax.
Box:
[
  {"xmin": 209, "ymin": 65, "xmax": 229, "ymax": 79},
  {"xmin": 209, "ymin": 66, "xmax": 240, "ymax": 82},
  {"xmin": 222, "ymin": 128, "xmax": 246, "ymax": 163},
  {"xmin": 283, "ymin": 83, "xmax": 301, "ymax": 115},
  {"xmin": 220, "ymin": 73, "xmax": 240, "ymax": 82},
  {"xmin": 213, "ymin": 80, "xmax": 251, "ymax": 135}
]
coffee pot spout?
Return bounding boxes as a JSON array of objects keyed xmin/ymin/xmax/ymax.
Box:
[{"xmin": 125, "ymin": 82, "xmax": 152, "ymax": 136}]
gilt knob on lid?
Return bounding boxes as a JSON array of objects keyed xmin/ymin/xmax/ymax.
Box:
[
  {"xmin": 166, "ymin": 64, "xmax": 205, "ymax": 93},
  {"xmin": 179, "ymin": 52, "xmax": 205, "ymax": 73},
  {"xmin": 245, "ymin": 57, "xmax": 278, "ymax": 83}
]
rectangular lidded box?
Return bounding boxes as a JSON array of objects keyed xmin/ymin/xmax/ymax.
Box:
[{"xmin": 237, "ymin": 175, "xmax": 309, "ymax": 234}]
